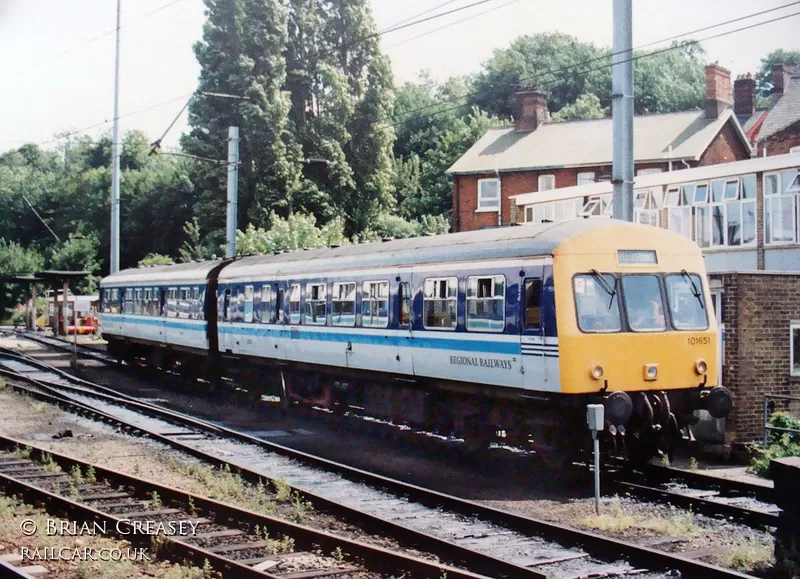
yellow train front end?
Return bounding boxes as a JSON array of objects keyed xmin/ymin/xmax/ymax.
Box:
[{"xmin": 553, "ymin": 222, "xmax": 731, "ymax": 460}]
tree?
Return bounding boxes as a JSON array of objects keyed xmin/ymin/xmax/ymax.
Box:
[
  {"xmin": 633, "ymin": 41, "xmax": 705, "ymax": 114},
  {"xmin": 236, "ymin": 212, "xmax": 348, "ymax": 254},
  {"xmin": 182, "ymin": 0, "xmax": 307, "ymax": 245},
  {"xmin": 0, "ymin": 239, "xmax": 45, "ymax": 319},
  {"xmin": 552, "ymin": 93, "xmax": 606, "ymax": 121},
  {"xmin": 285, "ymin": 0, "xmax": 396, "ymax": 234},
  {"xmin": 756, "ymin": 49, "xmax": 800, "ymax": 98},
  {"xmin": 179, "ymin": 218, "xmax": 215, "ymax": 263},
  {"xmin": 49, "ymin": 234, "xmax": 101, "ymax": 295}
]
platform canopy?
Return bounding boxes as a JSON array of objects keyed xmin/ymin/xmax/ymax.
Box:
[{"xmin": 36, "ymin": 270, "xmax": 90, "ymax": 283}]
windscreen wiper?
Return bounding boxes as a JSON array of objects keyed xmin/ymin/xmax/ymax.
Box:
[
  {"xmin": 680, "ymin": 270, "xmax": 705, "ymax": 309},
  {"xmin": 589, "ymin": 269, "xmax": 618, "ymax": 309}
]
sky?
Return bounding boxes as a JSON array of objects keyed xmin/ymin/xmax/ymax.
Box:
[{"xmin": 1, "ymin": 0, "xmax": 798, "ymax": 154}]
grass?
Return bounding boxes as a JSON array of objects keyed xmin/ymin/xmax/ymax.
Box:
[
  {"xmin": 579, "ymin": 496, "xmax": 700, "ymax": 538},
  {"xmin": 713, "ymin": 536, "xmax": 774, "ymax": 571}
]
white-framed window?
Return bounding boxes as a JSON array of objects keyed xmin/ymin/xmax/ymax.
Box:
[
  {"xmin": 581, "ymin": 194, "xmax": 613, "ymax": 218},
  {"xmin": 477, "ymin": 178, "xmax": 500, "ymax": 212},
  {"xmin": 362, "ymin": 281, "xmax": 389, "ymax": 328},
  {"xmin": 332, "ymin": 282, "xmax": 356, "ymax": 326},
  {"xmin": 637, "ymin": 168, "xmax": 663, "ymax": 176},
  {"xmin": 765, "ymin": 169, "xmax": 800, "ymax": 244},
  {"xmin": 538, "ymin": 174, "xmax": 555, "ymax": 191},
  {"xmin": 524, "ymin": 198, "xmax": 581, "ymax": 224},
  {"xmin": 423, "ymin": 277, "xmax": 457, "ymax": 330},
  {"xmin": 305, "ymin": 283, "xmax": 327, "ymax": 325},
  {"xmin": 289, "ymin": 283, "xmax": 301, "ymax": 324},
  {"xmin": 260, "ymin": 285, "xmax": 272, "ymax": 324},
  {"xmin": 243, "ymin": 285, "xmax": 254, "ymax": 323},
  {"xmin": 466, "ymin": 275, "xmax": 505, "ymax": 332},
  {"xmin": 792, "ymin": 321, "xmax": 800, "ymax": 376},
  {"xmin": 577, "ymin": 172, "xmax": 595, "ymax": 185},
  {"xmin": 633, "ymin": 188, "xmax": 662, "ymax": 227}
]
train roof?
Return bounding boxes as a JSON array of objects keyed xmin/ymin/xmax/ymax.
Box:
[
  {"xmin": 101, "ymin": 259, "xmax": 225, "ymax": 287},
  {"xmin": 217, "ymin": 219, "xmax": 660, "ymax": 281}
]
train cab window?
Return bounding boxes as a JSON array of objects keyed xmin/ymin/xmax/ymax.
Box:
[
  {"xmin": 332, "ymin": 282, "xmax": 356, "ymax": 326},
  {"xmin": 289, "ymin": 284, "xmax": 301, "ymax": 324},
  {"xmin": 362, "ymin": 281, "xmax": 389, "ymax": 328},
  {"xmin": 399, "ymin": 282, "xmax": 411, "ymax": 327},
  {"xmin": 524, "ymin": 278, "xmax": 542, "ymax": 329},
  {"xmin": 423, "ymin": 277, "xmax": 457, "ymax": 330},
  {"xmin": 260, "ymin": 285, "xmax": 273, "ymax": 324},
  {"xmin": 244, "ymin": 285, "xmax": 254, "ymax": 323},
  {"xmin": 622, "ymin": 275, "xmax": 666, "ymax": 332},
  {"xmin": 305, "ymin": 283, "xmax": 327, "ymax": 325},
  {"xmin": 466, "ymin": 276, "xmax": 505, "ymax": 332},
  {"xmin": 574, "ymin": 274, "xmax": 621, "ymax": 333},
  {"xmin": 665, "ymin": 273, "xmax": 709, "ymax": 330}
]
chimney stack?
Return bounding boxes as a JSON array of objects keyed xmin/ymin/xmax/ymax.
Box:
[
  {"xmin": 514, "ymin": 87, "xmax": 549, "ymax": 132},
  {"xmin": 772, "ymin": 63, "xmax": 799, "ymax": 105},
  {"xmin": 733, "ymin": 73, "xmax": 756, "ymax": 117},
  {"xmin": 705, "ymin": 63, "xmax": 732, "ymax": 120}
]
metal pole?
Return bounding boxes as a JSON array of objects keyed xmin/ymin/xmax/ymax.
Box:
[
  {"xmin": 71, "ymin": 290, "xmax": 78, "ymax": 369},
  {"xmin": 226, "ymin": 126, "xmax": 240, "ymax": 258},
  {"xmin": 593, "ymin": 431, "xmax": 601, "ymax": 515},
  {"xmin": 611, "ymin": 0, "xmax": 634, "ymax": 222},
  {"xmin": 62, "ymin": 281, "xmax": 69, "ymax": 336},
  {"xmin": 110, "ymin": 0, "xmax": 122, "ymax": 273}
]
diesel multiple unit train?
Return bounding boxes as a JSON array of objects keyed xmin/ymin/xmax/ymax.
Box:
[{"xmin": 99, "ymin": 219, "xmax": 732, "ymax": 461}]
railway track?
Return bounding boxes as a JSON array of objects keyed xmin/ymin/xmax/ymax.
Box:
[
  {"xmin": 612, "ymin": 465, "xmax": 779, "ymax": 529},
  {"xmin": 0, "ymin": 435, "xmax": 481, "ymax": 579},
  {"xmin": 0, "ymin": 343, "xmax": 757, "ymax": 579}
]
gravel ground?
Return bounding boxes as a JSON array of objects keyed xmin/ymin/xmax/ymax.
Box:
[{"xmin": 0, "ymin": 335, "xmax": 783, "ymax": 577}]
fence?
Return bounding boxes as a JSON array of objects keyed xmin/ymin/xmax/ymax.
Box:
[{"xmin": 763, "ymin": 394, "xmax": 800, "ymax": 446}]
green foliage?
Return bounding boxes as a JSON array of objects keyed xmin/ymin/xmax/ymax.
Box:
[
  {"xmin": 237, "ymin": 212, "xmax": 349, "ymax": 255},
  {"xmin": 49, "ymin": 233, "xmax": 101, "ymax": 294},
  {"xmin": 0, "ymin": 239, "xmax": 45, "ymax": 318},
  {"xmin": 749, "ymin": 411, "xmax": 800, "ymax": 477},
  {"xmin": 179, "ymin": 218, "xmax": 214, "ymax": 263},
  {"xmin": 755, "ymin": 49, "xmax": 800, "ymax": 97},
  {"xmin": 552, "ymin": 93, "xmax": 606, "ymax": 121},
  {"xmin": 138, "ymin": 253, "xmax": 175, "ymax": 267}
]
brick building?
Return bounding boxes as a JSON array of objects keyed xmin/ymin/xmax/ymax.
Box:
[
  {"xmin": 734, "ymin": 63, "xmax": 800, "ymax": 157},
  {"xmin": 447, "ymin": 64, "xmax": 753, "ymax": 232},
  {"xmin": 711, "ymin": 272, "xmax": 800, "ymax": 446}
]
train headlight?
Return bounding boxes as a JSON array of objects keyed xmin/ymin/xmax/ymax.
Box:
[
  {"xmin": 695, "ymin": 359, "xmax": 708, "ymax": 375},
  {"xmin": 644, "ymin": 364, "xmax": 659, "ymax": 381},
  {"xmin": 590, "ymin": 365, "xmax": 604, "ymax": 380}
]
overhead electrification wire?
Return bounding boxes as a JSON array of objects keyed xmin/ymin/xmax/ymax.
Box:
[
  {"xmin": 384, "ymin": 0, "xmax": 525, "ymax": 50},
  {"xmin": 387, "ymin": 1, "xmax": 800, "ymax": 127},
  {"xmin": 383, "ymin": 0, "xmax": 464, "ymax": 30},
  {"xmin": 15, "ymin": 0, "xmax": 187, "ymax": 78}
]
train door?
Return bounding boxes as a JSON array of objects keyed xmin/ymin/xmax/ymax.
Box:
[
  {"xmin": 520, "ymin": 261, "xmax": 554, "ymax": 390},
  {"xmin": 273, "ymin": 284, "xmax": 287, "ymax": 360},
  {"xmin": 157, "ymin": 288, "xmax": 167, "ymax": 344},
  {"xmin": 396, "ymin": 267, "xmax": 414, "ymax": 376},
  {"xmin": 218, "ymin": 287, "xmax": 234, "ymax": 352}
]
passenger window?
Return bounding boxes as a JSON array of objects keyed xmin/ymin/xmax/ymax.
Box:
[
  {"xmin": 305, "ymin": 283, "xmax": 327, "ymax": 325},
  {"xmin": 244, "ymin": 285, "xmax": 254, "ymax": 323},
  {"xmin": 466, "ymin": 276, "xmax": 505, "ymax": 332},
  {"xmin": 223, "ymin": 289, "xmax": 231, "ymax": 322},
  {"xmin": 524, "ymin": 278, "xmax": 542, "ymax": 329},
  {"xmin": 623, "ymin": 275, "xmax": 666, "ymax": 332},
  {"xmin": 289, "ymin": 284, "xmax": 301, "ymax": 324},
  {"xmin": 399, "ymin": 282, "xmax": 411, "ymax": 327},
  {"xmin": 423, "ymin": 277, "xmax": 457, "ymax": 330},
  {"xmin": 260, "ymin": 285, "xmax": 273, "ymax": 324},
  {"xmin": 332, "ymin": 282, "xmax": 356, "ymax": 326},
  {"xmin": 574, "ymin": 274, "xmax": 621, "ymax": 333},
  {"xmin": 362, "ymin": 281, "xmax": 389, "ymax": 328},
  {"xmin": 276, "ymin": 287, "xmax": 285, "ymax": 323}
]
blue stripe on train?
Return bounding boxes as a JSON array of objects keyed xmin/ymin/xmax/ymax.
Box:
[{"xmin": 104, "ymin": 315, "xmax": 560, "ymax": 357}]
